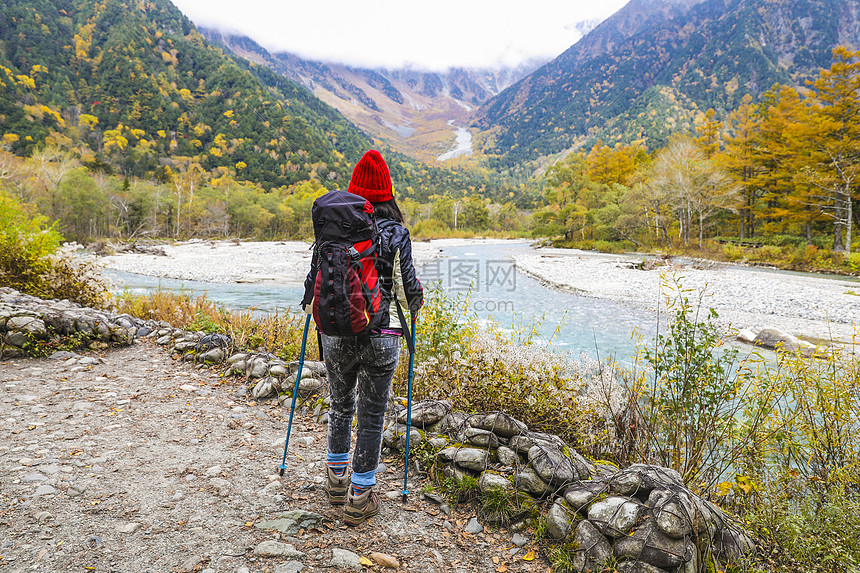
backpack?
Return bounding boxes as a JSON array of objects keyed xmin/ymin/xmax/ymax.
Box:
[{"xmin": 308, "ymin": 190, "xmax": 385, "ymax": 337}]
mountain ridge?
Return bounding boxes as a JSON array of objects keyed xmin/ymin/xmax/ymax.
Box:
[{"xmin": 473, "ymin": 0, "xmax": 860, "ymax": 169}]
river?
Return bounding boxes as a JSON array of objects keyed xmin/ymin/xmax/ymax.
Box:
[{"xmin": 106, "ymin": 241, "xmax": 657, "ymax": 363}]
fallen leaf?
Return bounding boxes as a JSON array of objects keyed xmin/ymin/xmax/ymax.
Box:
[
  {"xmin": 492, "ymin": 556, "xmax": 500, "ymax": 564},
  {"xmin": 359, "ymin": 556, "xmax": 374, "ymax": 566},
  {"xmin": 522, "ymin": 550, "xmax": 535, "ymax": 561},
  {"xmin": 496, "ymin": 566, "xmax": 508, "ymax": 572},
  {"xmin": 244, "ymin": 522, "xmax": 253, "ymax": 527}
]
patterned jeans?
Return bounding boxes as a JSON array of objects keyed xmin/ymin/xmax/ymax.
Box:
[{"xmin": 321, "ymin": 334, "xmax": 400, "ymax": 483}]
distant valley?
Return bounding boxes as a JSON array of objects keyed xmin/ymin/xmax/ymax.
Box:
[{"xmin": 201, "ymin": 28, "xmax": 546, "ymax": 163}]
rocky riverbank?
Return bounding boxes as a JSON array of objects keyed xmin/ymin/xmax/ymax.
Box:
[{"xmin": 512, "ymin": 247, "xmax": 859, "ymax": 345}]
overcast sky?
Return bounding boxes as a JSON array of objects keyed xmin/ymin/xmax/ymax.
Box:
[{"xmin": 169, "ymin": 0, "xmax": 631, "ymax": 71}]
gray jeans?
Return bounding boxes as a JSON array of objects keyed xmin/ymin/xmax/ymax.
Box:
[{"xmin": 321, "ymin": 334, "xmax": 400, "ymax": 476}]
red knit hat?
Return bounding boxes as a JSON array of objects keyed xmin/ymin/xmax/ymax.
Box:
[{"xmin": 347, "ymin": 150, "xmax": 393, "ymax": 202}]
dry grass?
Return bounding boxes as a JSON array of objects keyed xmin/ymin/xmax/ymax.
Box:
[{"xmin": 115, "ymin": 290, "xmax": 315, "ymax": 360}]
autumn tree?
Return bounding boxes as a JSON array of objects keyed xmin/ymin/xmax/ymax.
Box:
[
  {"xmin": 801, "ymin": 47, "xmax": 860, "ymax": 253},
  {"xmin": 649, "ymin": 136, "xmax": 739, "ymax": 247}
]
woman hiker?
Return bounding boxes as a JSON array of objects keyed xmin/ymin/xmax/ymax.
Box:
[{"xmin": 302, "ymin": 149, "xmax": 424, "ymax": 526}]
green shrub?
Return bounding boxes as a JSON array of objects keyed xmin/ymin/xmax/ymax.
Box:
[
  {"xmin": 608, "ymin": 274, "xmax": 775, "ymax": 491},
  {"xmin": 0, "ymin": 191, "xmax": 109, "ymax": 307}
]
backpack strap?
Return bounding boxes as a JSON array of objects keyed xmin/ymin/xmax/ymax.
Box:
[{"xmin": 393, "ymin": 297, "xmax": 415, "ymax": 355}]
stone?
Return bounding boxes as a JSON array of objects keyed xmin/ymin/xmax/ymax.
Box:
[
  {"xmin": 528, "ymin": 445, "xmax": 578, "ymax": 485},
  {"xmin": 465, "ymin": 427, "xmax": 500, "ymax": 449},
  {"xmin": 564, "ymin": 481, "xmax": 607, "ymax": 512},
  {"xmin": 369, "ymin": 552, "xmax": 400, "ymax": 568},
  {"xmin": 33, "ymin": 485, "xmax": 56, "ymax": 496},
  {"xmin": 464, "ymin": 517, "xmax": 484, "ymax": 534},
  {"xmin": 199, "ymin": 348, "xmax": 225, "ymax": 364},
  {"xmin": 5, "ymin": 331, "xmax": 26, "ymax": 347},
  {"xmin": 513, "ymin": 466, "xmax": 551, "ymax": 496},
  {"xmin": 614, "ymin": 520, "xmax": 691, "ymax": 570},
  {"xmin": 571, "ymin": 519, "xmax": 613, "ymax": 573},
  {"xmin": 649, "ymin": 488, "xmax": 696, "ymax": 538},
  {"xmin": 382, "ymin": 424, "xmax": 422, "ymax": 450},
  {"xmin": 253, "ymin": 540, "xmax": 305, "ymax": 559},
  {"xmin": 454, "ymin": 448, "xmax": 490, "ymax": 472},
  {"xmin": 227, "ymin": 353, "xmax": 249, "ymax": 365},
  {"xmin": 205, "ymin": 465, "xmax": 223, "ymax": 477},
  {"xmin": 330, "ymin": 547, "xmax": 362, "ymax": 570},
  {"xmin": 274, "ymin": 562, "xmax": 305, "ymax": 573},
  {"xmin": 616, "ymin": 560, "xmax": 670, "ymax": 573},
  {"xmin": 478, "ymin": 471, "xmax": 514, "ymax": 493},
  {"xmin": 48, "ymin": 350, "xmax": 78, "ymax": 360},
  {"xmin": 467, "ymin": 412, "xmax": 528, "ymax": 438},
  {"xmin": 609, "ymin": 464, "xmax": 684, "ymax": 498},
  {"xmin": 437, "ymin": 446, "xmax": 459, "ymax": 463},
  {"xmin": 254, "ymin": 510, "xmax": 324, "ymax": 536},
  {"xmin": 23, "ymin": 473, "xmax": 48, "ymax": 483},
  {"xmin": 545, "ymin": 499, "xmax": 575, "ymax": 539},
  {"xmin": 34, "ymin": 511, "xmax": 52, "ymax": 522},
  {"xmin": 428, "ymin": 436, "xmax": 449, "ymax": 450},
  {"xmin": 512, "ymin": 533, "xmax": 529, "ymax": 547},
  {"xmin": 156, "ymin": 334, "xmax": 172, "ymax": 345},
  {"xmin": 509, "ymin": 431, "xmax": 565, "ymax": 454},
  {"xmin": 754, "ymin": 328, "xmax": 800, "ymax": 352},
  {"xmin": 397, "ymin": 400, "xmax": 449, "ymax": 427},
  {"xmin": 297, "ymin": 377, "xmax": 324, "ymax": 396},
  {"xmin": 251, "ymin": 377, "xmax": 279, "ymax": 400},
  {"xmin": 248, "ymin": 358, "xmax": 269, "ymax": 379},
  {"xmin": 587, "ymin": 495, "xmax": 644, "ymax": 538},
  {"xmin": 736, "ymin": 329, "xmax": 756, "ymax": 344},
  {"xmin": 116, "ymin": 522, "xmax": 141, "ymax": 533},
  {"xmin": 496, "ymin": 446, "xmax": 519, "ymax": 467},
  {"xmin": 714, "ymin": 525, "xmax": 756, "ymax": 562}
]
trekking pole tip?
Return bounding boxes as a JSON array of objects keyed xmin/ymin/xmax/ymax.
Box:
[{"xmin": 401, "ymin": 490, "xmax": 408, "ymax": 503}]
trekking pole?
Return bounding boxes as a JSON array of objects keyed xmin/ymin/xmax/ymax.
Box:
[
  {"xmin": 401, "ymin": 313, "xmax": 418, "ymax": 502},
  {"xmin": 279, "ymin": 313, "xmax": 312, "ymax": 476}
]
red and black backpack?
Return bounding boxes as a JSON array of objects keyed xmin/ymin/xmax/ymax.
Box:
[{"xmin": 309, "ymin": 190, "xmax": 385, "ymax": 337}]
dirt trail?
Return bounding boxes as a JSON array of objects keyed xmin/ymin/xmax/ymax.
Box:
[{"xmin": 0, "ymin": 340, "xmax": 544, "ymax": 572}]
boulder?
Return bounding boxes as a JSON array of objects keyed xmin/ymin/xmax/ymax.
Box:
[
  {"xmin": 251, "ymin": 377, "xmax": 279, "ymax": 400},
  {"xmin": 467, "ymin": 412, "xmax": 527, "ymax": 438},
  {"xmin": 545, "ymin": 498, "xmax": 576, "ymax": 539},
  {"xmin": 496, "ymin": 446, "xmax": 520, "ymax": 468},
  {"xmin": 614, "ymin": 520, "xmax": 692, "ymax": 570},
  {"xmin": 509, "ymin": 431, "xmax": 565, "ymax": 454},
  {"xmin": 513, "ymin": 466, "xmax": 551, "ymax": 496},
  {"xmin": 609, "ymin": 464, "xmax": 684, "ymax": 498},
  {"xmin": 465, "ymin": 427, "xmax": 500, "ymax": 449},
  {"xmin": 735, "ymin": 329, "xmax": 756, "ymax": 344},
  {"xmin": 564, "ymin": 481, "xmax": 607, "ymax": 513},
  {"xmin": 571, "ymin": 520, "xmax": 612, "ymax": 572},
  {"xmin": 454, "ymin": 448, "xmax": 490, "ymax": 472},
  {"xmin": 478, "ymin": 471, "xmax": 515, "ymax": 494},
  {"xmin": 753, "ymin": 328, "xmax": 800, "ymax": 353},
  {"xmin": 528, "ymin": 445, "xmax": 588, "ymax": 485},
  {"xmin": 397, "ymin": 400, "xmax": 449, "ymax": 427},
  {"xmin": 587, "ymin": 495, "xmax": 644, "ymax": 538}
]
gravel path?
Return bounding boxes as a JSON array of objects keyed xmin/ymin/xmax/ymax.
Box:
[
  {"xmin": 0, "ymin": 341, "xmax": 541, "ymax": 572},
  {"xmin": 513, "ymin": 248, "xmax": 859, "ymax": 344}
]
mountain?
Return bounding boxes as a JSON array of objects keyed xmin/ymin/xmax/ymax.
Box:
[
  {"xmin": 473, "ymin": 0, "xmax": 860, "ymax": 170},
  {"xmin": 200, "ymin": 29, "xmax": 542, "ymax": 163},
  {"xmin": 0, "ymin": 0, "xmax": 371, "ymax": 189}
]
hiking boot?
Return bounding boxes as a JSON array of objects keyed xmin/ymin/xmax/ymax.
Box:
[
  {"xmin": 325, "ymin": 466, "xmax": 349, "ymax": 506},
  {"xmin": 344, "ymin": 488, "xmax": 379, "ymax": 526}
]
